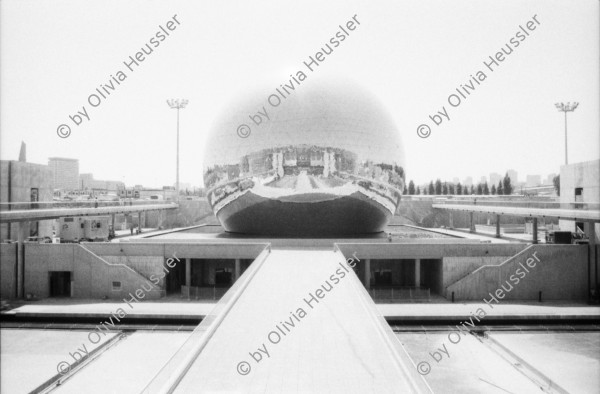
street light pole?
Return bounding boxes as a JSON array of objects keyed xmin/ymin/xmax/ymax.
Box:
[
  {"xmin": 563, "ymin": 110, "xmax": 567, "ymax": 165},
  {"xmin": 167, "ymin": 99, "xmax": 189, "ymax": 201},
  {"xmin": 554, "ymin": 102, "xmax": 579, "ymax": 165}
]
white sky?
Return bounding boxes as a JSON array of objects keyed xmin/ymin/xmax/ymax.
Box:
[{"xmin": 1, "ymin": 0, "xmax": 598, "ymax": 188}]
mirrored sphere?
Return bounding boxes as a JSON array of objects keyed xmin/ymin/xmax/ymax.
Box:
[{"xmin": 203, "ymin": 79, "xmax": 405, "ymax": 236}]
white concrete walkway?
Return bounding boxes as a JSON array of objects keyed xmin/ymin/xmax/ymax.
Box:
[{"xmin": 173, "ymin": 249, "xmax": 430, "ymax": 393}]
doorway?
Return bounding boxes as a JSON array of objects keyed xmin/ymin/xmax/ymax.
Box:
[
  {"xmin": 165, "ymin": 258, "xmax": 185, "ymax": 295},
  {"xmin": 49, "ymin": 272, "xmax": 71, "ymax": 297},
  {"xmin": 215, "ymin": 268, "xmax": 232, "ymax": 286}
]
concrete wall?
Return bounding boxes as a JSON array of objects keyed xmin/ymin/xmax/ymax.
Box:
[
  {"xmin": 102, "ymin": 255, "xmax": 165, "ymax": 283},
  {"xmin": 0, "ymin": 160, "xmax": 55, "ymax": 241},
  {"xmin": 86, "ymin": 242, "xmax": 268, "ymax": 260},
  {"xmin": 145, "ymin": 199, "xmax": 213, "ymax": 228},
  {"xmin": 23, "ymin": 244, "xmax": 164, "ymax": 299},
  {"xmin": 446, "ymin": 245, "xmax": 588, "ymax": 301},
  {"xmin": 5, "ymin": 240, "xmax": 591, "ymax": 302},
  {"xmin": 338, "ymin": 242, "xmax": 590, "ymax": 301},
  {"xmin": 559, "ymin": 159, "xmax": 600, "ymax": 238},
  {"xmin": 560, "ymin": 159, "xmax": 600, "ymax": 207},
  {"xmin": 339, "ymin": 242, "xmax": 526, "ymax": 260},
  {"xmin": 8, "ymin": 242, "xmax": 268, "ymax": 300},
  {"xmin": 0, "ymin": 243, "xmax": 17, "ymax": 298},
  {"xmin": 443, "ymin": 256, "xmax": 513, "ymax": 289}
]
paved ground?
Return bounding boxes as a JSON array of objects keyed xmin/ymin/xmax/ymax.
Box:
[
  {"xmin": 397, "ymin": 331, "xmax": 546, "ymax": 393},
  {"xmin": 0, "ymin": 329, "xmax": 116, "ymax": 394},
  {"xmin": 378, "ymin": 302, "xmax": 600, "ymax": 321},
  {"xmin": 3, "ymin": 301, "xmax": 216, "ymax": 319},
  {"xmin": 490, "ymin": 332, "xmax": 600, "ymax": 393},
  {"xmin": 52, "ymin": 332, "xmax": 191, "ymax": 394},
  {"xmin": 5, "ymin": 300, "xmax": 599, "ymax": 321},
  {"xmin": 416, "ymin": 227, "xmax": 512, "ymax": 243},
  {"xmin": 2, "ymin": 328, "xmax": 599, "ymax": 393}
]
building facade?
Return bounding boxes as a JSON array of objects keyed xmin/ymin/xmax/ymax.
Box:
[
  {"xmin": 48, "ymin": 157, "xmax": 79, "ymax": 190},
  {"xmin": 507, "ymin": 169, "xmax": 518, "ymax": 184},
  {"xmin": 559, "ymin": 159, "xmax": 600, "ymax": 240},
  {"xmin": 526, "ymin": 174, "xmax": 542, "ymax": 187},
  {"xmin": 79, "ymin": 173, "xmax": 125, "ymax": 193},
  {"xmin": 0, "ymin": 160, "xmax": 54, "ymax": 241}
]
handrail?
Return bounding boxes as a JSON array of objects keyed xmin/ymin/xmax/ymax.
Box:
[
  {"xmin": 78, "ymin": 243, "xmax": 154, "ymax": 284},
  {"xmin": 1, "ymin": 203, "xmax": 178, "ymax": 223},
  {"xmin": 445, "ymin": 244, "xmax": 536, "ymax": 293}
]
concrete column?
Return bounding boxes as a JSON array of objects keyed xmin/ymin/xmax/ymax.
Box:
[
  {"xmin": 414, "ymin": 259, "xmax": 421, "ymax": 287},
  {"xmin": 364, "ymin": 259, "xmax": 371, "ymax": 289},
  {"xmin": 198, "ymin": 260, "xmax": 204, "ymax": 286},
  {"xmin": 16, "ymin": 221, "xmax": 25, "ymax": 298},
  {"xmin": 235, "ymin": 258, "xmax": 241, "ymax": 281},
  {"xmin": 138, "ymin": 212, "xmax": 142, "ymax": 233},
  {"xmin": 532, "ymin": 218, "xmax": 538, "ymax": 244},
  {"xmin": 469, "ymin": 212, "xmax": 475, "ymax": 233},
  {"xmin": 584, "ymin": 222, "xmax": 598, "ymax": 298},
  {"xmin": 185, "ymin": 258, "xmax": 191, "ymax": 287},
  {"xmin": 495, "ymin": 215, "xmax": 501, "ymax": 238},
  {"xmin": 157, "ymin": 210, "xmax": 163, "ymax": 229}
]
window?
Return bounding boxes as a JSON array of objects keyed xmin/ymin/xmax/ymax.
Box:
[
  {"xmin": 112, "ymin": 281, "xmax": 122, "ymax": 291},
  {"xmin": 574, "ymin": 187, "xmax": 584, "ymax": 206}
]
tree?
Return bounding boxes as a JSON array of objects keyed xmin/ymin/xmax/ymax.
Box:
[
  {"xmin": 428, "ymin": 181, "xmax": 435, "ymax": 195},
  {"xmin": 416, "ymin": 186, "xmax": 421, "ymax": 195},
  {"xmin": 456, "ymin": 183, "xmax": 463, "ymax": 195},
  {"xmin": 553, "ymin": 175, "xmax": 560, "ymax": 196},
  {"xmin": 408, "ymin": 180, "xmax": 415, "ymax": 195},
  {"xmin": 435, "ymin": 179, "xmax": 442, "ymax": 195},
  {"xmin": 449, "ymin": 183, "xmax": 455, "ymax": 195},
  {"xmin": 476, "ymin": 183, "xmax": 483, "ymax": 195},
  {"xmin": 442, "ymin": 182, "xmax": 448, "ymax": 195},
  {"xmin": 503, "ymin": 173, "xmax": 513, "ymax": 195},
  {"xmin": 403, "ymin": 186, "xmax": 407, "ymax": 195},
  {"xmin": 491, "ymin": 184, "xmax": 496, "ymax": 194},
  {"xmin": 470, "ymin": 185, "xmax": 475, "ymax": 195},
  {"xmin": 497, "ymin": 180, "xmax": 504, "ymax": 195},
  {"xmin": 483, "ymin": 182, "xmax": 490, "ymax": 195}
]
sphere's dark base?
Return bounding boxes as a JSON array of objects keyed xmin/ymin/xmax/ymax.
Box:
[{"xmin": 215, "ymin": 191, "xmax": 393, "ymax": 237}]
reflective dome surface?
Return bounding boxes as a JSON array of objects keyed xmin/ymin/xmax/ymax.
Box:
[{"xmin": 203, "ymin": 79, "xmax": 405, "ymax": 236}]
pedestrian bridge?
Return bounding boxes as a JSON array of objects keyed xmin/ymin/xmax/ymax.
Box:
[
  {"xmin": 0, "ymin": 201, "xmax": 177, "ymax": 223},
  {"xmin": 142, "ymin": 247, "xmax": 432, "ymax": 393}
]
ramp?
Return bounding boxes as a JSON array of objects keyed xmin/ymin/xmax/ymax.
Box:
[{"xmin": 143, "ymin": 248, "xmax": 431, "ymax": 393}]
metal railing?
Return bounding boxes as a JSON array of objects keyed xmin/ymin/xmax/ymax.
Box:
[
  {"xmin": 433, "ymin": 199, "xmax": 600, "ymax": 210},
  {"xmin": 181, "ymin": 286, "xmax": 229, "ymax": 300},
  {"xmin": 0, "ymin": 199, "xmax": 175, "ymax": 211},
  {"xmin": 368, "ymin": 286, "xmax": 431, "ymax": 301}
]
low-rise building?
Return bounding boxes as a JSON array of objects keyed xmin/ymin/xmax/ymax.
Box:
[
  {"xmin": 0, "ymin": 159, "xmax": 54, "ymax": 241},
  {"xmin": 559, "ymin": 159, "xmax": 600, "ymax": 240}
]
